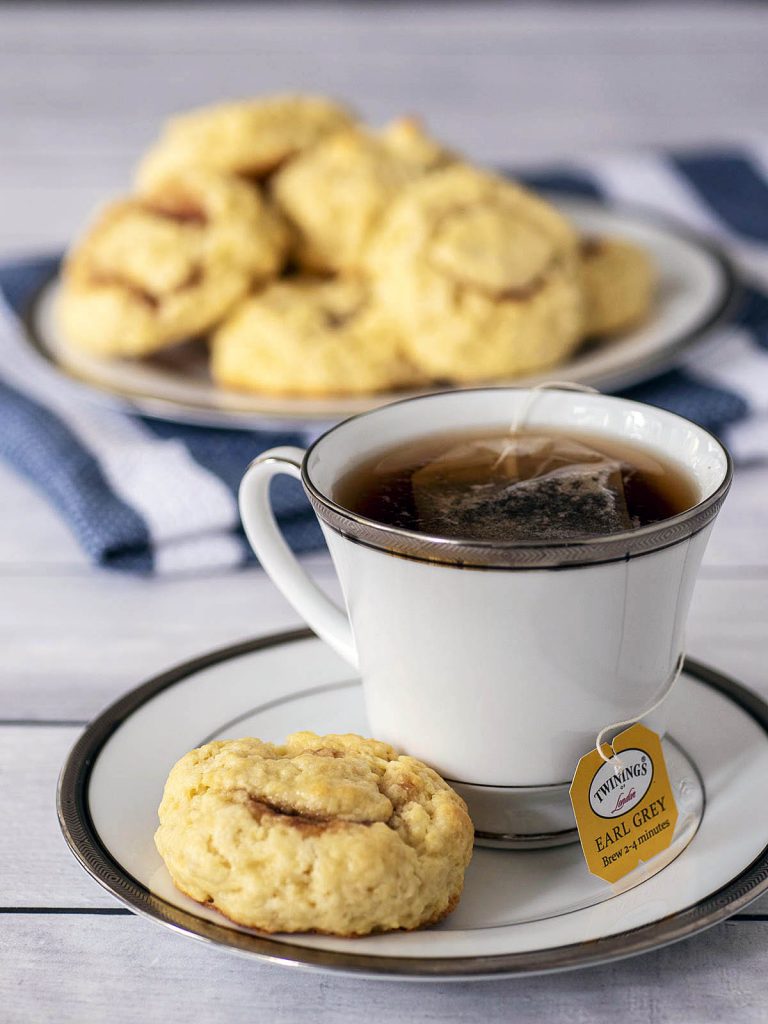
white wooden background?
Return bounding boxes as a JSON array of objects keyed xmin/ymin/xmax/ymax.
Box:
[{"xmin": 2, "ymin": 3, "xmax": 768, "ymax": 1021}]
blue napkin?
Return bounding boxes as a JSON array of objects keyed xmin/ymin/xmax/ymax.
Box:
[{"xmin": 1, "ymin": 147, "xmax": 767, "ymax": 573}]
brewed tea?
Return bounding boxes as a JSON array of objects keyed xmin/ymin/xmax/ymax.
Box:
[{"xmin": 334, "ymin": 428, "xmax": 698, "ymax": 543}]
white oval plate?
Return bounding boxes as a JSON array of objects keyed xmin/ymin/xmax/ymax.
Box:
[
  {"xmin": 58, "ymin": 630, "xmax": 768, "ymax": 980},
  {"xmin": 28, "ymin": 199, "xmax": 737, "ymax": 431}
]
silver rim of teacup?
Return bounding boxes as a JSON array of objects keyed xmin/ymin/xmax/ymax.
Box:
[{"xmin": 301, "ymin": 386, "xmax": 733, "ymax": 570}]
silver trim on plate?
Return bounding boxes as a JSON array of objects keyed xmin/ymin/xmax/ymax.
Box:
[{"xmin": 57, "ymin": 630, "xmax": 768, "ymax": 980}]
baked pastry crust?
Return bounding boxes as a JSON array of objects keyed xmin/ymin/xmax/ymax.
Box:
[
  {"xmin": 57, "ymin": 169, "xmax": 288, "ymax": 357},
  {"xmin": 580, "ymin": 236, "xmax": 655, "ymax": 337},
  {"xmin": 136, "ymin": 94, "xmax": 357, "ymax": 188},
  {"xmin": 365, "ymin": 165, "xmax": 584, "ymax": 381},
  {"xmin": 272, "ymin": 119, "xmax": 454, "ymax": 273},
  {"xmin": 55, "ymin": 90, "xmax": 656, "ymax": 392},
  {"xmin": 154, "ymin": 732, "xmax": 474, "ymax": 936},
  {"xmin": 211, "ymin": 277, "xmax": 424, "ymax": 395},
  {"xmin": 378, "ymin": 115, "xmax": 456, "ymax": 171}
]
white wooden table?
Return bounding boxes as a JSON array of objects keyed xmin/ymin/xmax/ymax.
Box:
[{"xmin": 2, "ymin": 4, "xmax": 768, "ymax": 1020}]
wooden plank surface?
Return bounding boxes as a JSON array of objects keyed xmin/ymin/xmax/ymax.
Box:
[
  {"xmin": 3, "ymin": 916, "xmax": 768, "ymax": 1024},
  {"xmin": 2, "ymin": 3, "xmax": 768, "ymax": 1021}
]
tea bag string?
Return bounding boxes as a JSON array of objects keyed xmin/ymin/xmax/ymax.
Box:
[
  {"xmin": 595, "ymin": 649, "xmax": 685, "ymax": 768},
  {"xmin": 510, "ymin": 381, "xmax": 599, "ymax": 435},
  {"xmin": 494, "ymin": 381, "xmax": 599, "ymax": 469}
]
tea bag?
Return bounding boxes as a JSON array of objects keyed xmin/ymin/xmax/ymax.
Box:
[{"xmin": 411, "ymin": 434, "xmax": 636, "ymax": 542}]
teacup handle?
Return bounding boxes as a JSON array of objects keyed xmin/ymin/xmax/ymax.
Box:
[{"xmin": 239, "ymin": 447, "xmax": 358, "ymax": 668}]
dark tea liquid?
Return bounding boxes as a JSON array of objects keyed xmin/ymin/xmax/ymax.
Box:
[{"xmin": 334, "ymin": 428, "xmax": 699, "ymax": 543}]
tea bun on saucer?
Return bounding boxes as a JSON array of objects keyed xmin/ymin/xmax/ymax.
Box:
[
  {"xmin": 272, "ymin": 118, "xmax": 454, "ymax": 273},
  {"xmin": 57, "ymin": 169, "xmax": 288, "ymax": 357},
  {"xmin": 211, "ymin": 278, "xmax": 424, "ymax": 395},
  {"xmin": 580, "ymin": 235, "xmax": 655, "ymax": 337},
  {"xmin": 365, "ymin": 164, "xmax": 584, "ymax": 382},
  {"xmin": 154, "ymin": 731, "xmax": 474, "ymax": 936},
  {"xmin": 136, "ymin": 94, "xmax": 357, "ymax": 188}
]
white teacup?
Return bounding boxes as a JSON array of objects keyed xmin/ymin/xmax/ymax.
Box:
[{"xmin": 239, "ymin": 388, "xmax": 731, "ymax": 846}]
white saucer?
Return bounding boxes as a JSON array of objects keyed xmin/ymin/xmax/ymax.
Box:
[
  {"xmin": 28, "ymin": 199, "xmax": 737, "ymax": 430},
  {"xmin": 59, "ymin": 630, "xmax": 768, "ymax": 980}
]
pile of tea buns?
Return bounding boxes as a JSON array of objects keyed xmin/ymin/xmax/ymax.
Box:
[{"xmin": 57, "ymin": 93, "xmax": 655, "ymax": 397}]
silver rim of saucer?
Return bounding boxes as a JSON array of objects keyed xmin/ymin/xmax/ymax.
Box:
[{"xmin": 57, "ymin": 629, "xmax": 768, "ymax": 979}]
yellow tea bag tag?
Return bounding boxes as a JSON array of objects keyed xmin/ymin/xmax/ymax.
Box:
[{"xmin": 569, "ymin": 723, "xmax": 678, "ymax": 883}]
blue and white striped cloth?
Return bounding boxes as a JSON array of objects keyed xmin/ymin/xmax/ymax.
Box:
[{"xmin": 1, "ymin": 145, "xmax": 767, "ymax": 574}]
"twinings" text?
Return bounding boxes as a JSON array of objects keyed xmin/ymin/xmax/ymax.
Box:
[{"xmin": 592, "ymin": 760, "xmax": 649, "ymax": 805}]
